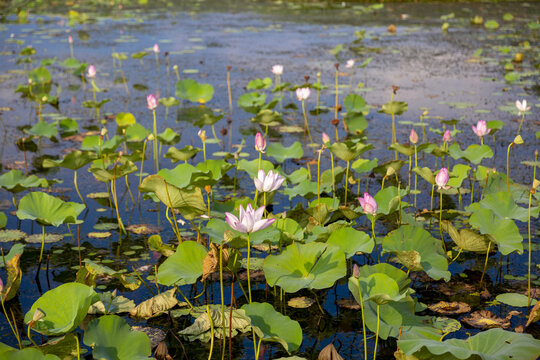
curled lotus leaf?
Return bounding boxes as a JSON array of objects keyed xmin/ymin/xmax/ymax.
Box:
[
  {"xmin": 16, "ymin": 192, "xmax": 84, "ymax": 227},
  {"xmin": 1, "ymin": 254, "xmax": 22, "ymax": 302},
  {"xmin": 441, "ymin": 221, "xmax": 491, "ymax": 253},
  {"xmin": 318, "ymin": 343, "xmax": 344, "ymax": 360},
  {"xmin": 165, "ymin": 145, "xmax": 201, "ymax": 163},
  {"xmin": 129, "ymin": 289, "xmax": 178, "ymax": 319}
]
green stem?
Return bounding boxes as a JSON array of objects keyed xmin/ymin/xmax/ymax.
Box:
[
  {"xmin": 1, "ymin": 300, "xmax": 22, "ymax": 349},
  {"xmin": 27, "ymin": 325, "xmax": 39, "ymax": 347},
  {"xmin": 355, "ymin": 278, "xmax": 368, "ymax": 360},
  {"xmin": 206, "ymin": 305, "xmax": 214, "ymax": 360},
  {"xmin": 138, "ymin": 139, "xmax": 147, "ymax": 203},
  {"xmin": 220, "ymin": 244, "xmax": 226, "ymax": 360},
  {"xmin": 317, "ymin": 148, "xmax": 322, "ymax": 223},
  {"xmin": 374, "ymin": 304, "xmax": 380, "ymax": 360},
  {"xmin": 480, "ymin": 241, "xmax": 492, "ymax": 284},
  {"xmin": 75, "ymin": 332, "xmax": 80, "ymax": 360},
  {"xmin": 372, "ymin": 217, "xmax": 379, "ymax": 263},
  {"xmin": 301, "ymin": 100, "xmax": 313, "ymax": 145},
  {"xmin": 247, "ymin": 233, "xmax": 252, "ymax": 303},
  {"xmin": 73, "ymin": 170, "xmax": 85, "ymax": 206},
  {"xmin": 39, "ymin": 225, "xmax": 45, "ymax": 264},
  {"xmin": 517, "ymin": 113, "xmax": 525, "ymax": 135},
  {"xmin": 330, "ymin": 152, "xmax": 336, "ymax": 194},
  {"xmin": 439, "ymin": 189, "xmax": 443, "ymax": 242},
  {"xmin": 413, "ymin": 145, "xmax": 418, "ymax": 215},
  {"xmin": 506, "ymin": 142, "xmax": 513, "ymax": 192},
  {"xmin": 344, "ymin": 160, "xmax": 350, "ymax": 205},
  {"xmin": 152, "ymin": 110, "xmax": 159, "ymax": 172},
  {"xmin": 528, "ymin": 152, "xmax": 537, "ymax": 308}
]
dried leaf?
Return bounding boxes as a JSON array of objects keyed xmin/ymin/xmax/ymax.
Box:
[
  {"xmin": 318, "ymin": 343, "xmax": 344, "ymax": 360},
  {"xmin": 179, "ymin": 305, "xmax": 251, "ymax": 342},
  {"xmin": 428, "ymin": 301, "xmax": 471, "ymax": 315},
  {"xmin": 130, "ymin": 289, "xmax": 178, "ymax": 319},
  {"xmin": 526, "ymin": 301, "xmax": 540, "ymax": 328},
  {"xmin": 462, "ymin": 310, "xmax": 510, "ymax": 329},
  {"xmin": 201, "ymin": 243, "xmax": 229, "ymax": 281},
  {"xmin": 1, "ymin": 254, "xmax": 22, "ymax": 302}
]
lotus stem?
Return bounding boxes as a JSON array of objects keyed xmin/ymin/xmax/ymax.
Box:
[
  {"xmin": 112, "ymin": 166, "xmax": 126, "ymax": 234},
  {"xmin": 138, "ymin": 139, "xmax": 148, "ymax": 203},
  {"xmin": 246, "ymin": 232, "xmax": 252, "ymax": 303},
  {"xmin": 439, "ymin": 190, "xmax": 444, "ymax": 245},
  {"xmin": 202, "ymin": 139, "xmax": 206, "ymax": 162},
  {"xmin": 506, "ymin": 142, "xmax": 513, "ymax": 192},
  {"xmin": 301, "ymin": 99, "xmax": 313, "ymax": 146},
  {"xmin": 73, "ymin": 170, "xmax": 85, "ymax": 206},
  {"xmin": 480, "ymin": 241, "xmax": 492, "ymax": 285},
  {"xmin": 517, "ymin": 113, "xmax": 525, "ymax": 135},
  {"xmin": 372, "ymin": 217, "xmax": 379, "ymax": 263},
  {"xmin": 374, "ymin": 304, "xmax": 380, "ymax": 360},
  {"xmin": 390, "ymin": 91, "xmax": 397, "ymax": 160},
  {"xmin": 152, "ymin": 109, "xmax": 159, "ymax": 172},
  {"xmin": 449, "ymin": 248, "xmax": 463, "ymax": 265},
  {"xmin": 263, "ymin": 192, "xmax": 267, "ymax": 217},
  {"xmin": 408, "ymin": 155, "xmax": 411, "ymax": 197},
  {"xmin": 381, "ymin": 175, "xmax": 386, "ymax": 191},
  {"xmin": 316, "ymin": 72, "xmax": 321, "ymax": 116},
  {"xmin": 330, "ymin": 152, "xmax": 336, "ymax": 194},
  {"xmin": 470, "ymin": 171, "xmax": 475, "ymax": 206},
  {"xmin": 344, "ymin": 160, "xmax": 350, "ymax": 205},
  {"xmin": 219, "ymin": 244, "xmax": 226, "ymax": 360},
  {"xmin": 413, "ymin": 145, "xmax": 418, "ymax": 216},
  {"xmin": 317, "ymin": 148, "xmax": 323, "ymax": 223},
  {"xmin": 74, "ymin": 332, "xmax": 80, "ymax": 360},
  {"xmin": 227, "ymin": 67, "xmax": 233, "ymax": 117},
  {"xmin": 91, "ymin": 79, "xmax": 99, "ymax": 121},
  {"xmin": 528, "ymin": 151, "xmax": 537, "ymax": 308},
  {"xmin": 355, "ymin": 278, "xmax": 368, "ymax": 360},
  {"xmin": 334, "ymin": 66, "xmax": 339, "ymax": 122},
  {"xmin": 131, "ymin": 267, "xmax": 155, "ymax": 295},
  {"xmin": 176, "ymin": 286, "xmax": 193, "ymax": 309},
  {"xmin": 124, "ymin": 175, "xmax": 134, "ymax": 206},
  {"xmin": 254, "ymin": 152, "xmax": 262, "ymax": 205},
  {"xmin": 1, "ymin": 299, "xmax": 21, "ymax": 349},
  {"xmin": 206, "ymin": 305, "xmax": 215, "ymax": 360},
  {"xmin": 311, "ymin": 290, "xmax": 324, "ymax": 314},
  {"xmin": 39, "ymin": 225, "xmax": 45, "ymax": 264},
  {"xmin": 27, "ymin": 325, "xmax": 39, "ymax": 347}
]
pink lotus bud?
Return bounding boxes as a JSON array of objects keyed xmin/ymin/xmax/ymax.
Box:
[
  {"xmin": 255, "ymin": 132, "xmax": 266, "ymax": 152},
  {"xmin": 146, "ymin": 94, "xmax": 158, "ymax": 110},
  {"xmin": 68, "ymin": 35, "xmax": 73, "ymax": 44},
  {"xmin": 409, "ymin": 129, "xmax": 418, "ymax": 144},
  {"xmin": 435, "ymin": 167, "xmax": 449, "ymax": 190},
  {"xmin": 296, "ymin": 87, "xmax": 311, "ymax": 101},
  {"xmin": 271, "ymin": 65, "xmax": 283, "ymax": 76},
  {"xmin": 87, "ymin": 65, "xmax": 96, "ymax": 78},
  {"xmin": 358, "ymin": 193, "xmax": 377, "ymax": 216},
  {"xmin": 153, "ymin": 43, "xmax": 160, "ymax": 53},
  {"xmin": 352, "ymin": 264, "xmax": 360, "ymax": 278},
  {"xmin": 442, "ymin": 130, "xmax": 452, "ymax": 143},
  {"xmin": 322, "ymin": 132, "xmax": 331, "ymax": 144},
  {"xmin": 472, "ymin": 120, "xmax": 490, "ymax": 138}
]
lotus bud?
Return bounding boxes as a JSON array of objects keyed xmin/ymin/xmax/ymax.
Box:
[
  {"xmin": 358, "ymin": 193, "xmax": 378, "ymax": 216},
  {"xmin": 146, "ymin": 94, "xmax": 158, "ymax": 111},
  {"xmin": 352, "ymin": 264, "xmax": 360, "ymax": 278},
  {"xmin": 173, "ymin": 65, "xmax": 178, "ymax": 71},
  {"xmin": 442, "ymin": 130, "xmax": 452, "ymax": 143},
  {"xmin": 254, "ymin": 132, "xmax": 266, "ymax": 153},
  {"xmin": 271, "ymin": 64, "xmax": 283, "ymax": 76},
  {"xmin": 28, "ymin": 78, "xmax": 32, "ymax": 85},
  {"xmin": 198, "ymin": 129, "xmax": 207, "ymax": 142},
  {"xmin": 533, "ymin": 178, "xmax": 540, "ymax": 190},
  {"xmin": 87, "ymin": 65, "xmax": 96, "ymax": 78},
  {"xmin": 472, "ymin": 120, "xmax": 490, "ymax": 137},
  {"xmin": 386, "ymin": 167, "xmax": 395, "ymax": 177},
  {"xmin": 409, "ymin": 129, "xmax": 418, "ymax": 144},
  {"xmin": 68, "ymin": 35, "xmax": 73, "ymax": 44},
  {"xmin": 435, "ymin": 167, "xmax": 449, "ymax": 190},
  {"xmin": 513, "ymin": 135, "xmax": 524, "ymax": 145},
  {"xmin": 422, "ymin": 110, "xmax": 429, "ymax": 117},
  {"xmin": 111, "ymin": 289, "xmax": 118, "ymax": 298},
  {"xmin": 153, "ymin": 43, "xmax": 160, "ymax": 53},
  {"xmin": 100, "ymin": 128, "xmax": 108, "ymax": 137},
  {"xmin": 147, "ymin": 133, "xmax": 155, "ymax": 141},
  {"xmin": 29, "ymin": 308, "xmax": 46, "ymax": 328},
  {"xmin": 346, "ymin": 59, "xmax": 355, "ymax": 69},
  {"xmin": 322, "ymin": 132, "xmax": 331, "ymax": 145},
  {"xmin": 41, "ymin": 95, "xmax": 48, "ymax": 102}
]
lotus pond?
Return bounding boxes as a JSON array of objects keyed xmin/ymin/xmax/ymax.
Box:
[{"xmin": 0, "ymin": 0, "xmax": 539, "ymax": 359}]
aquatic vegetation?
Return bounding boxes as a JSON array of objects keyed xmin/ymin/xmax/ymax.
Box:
[{"xmin": 0, "ymin": 1, "xmax": 539, "ymax": 359}]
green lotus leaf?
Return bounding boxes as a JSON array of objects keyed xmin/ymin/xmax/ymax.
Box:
[
  {"xmin": 159, "ymin": 163, "xmax": 201, "ymax": 189},
  {"xmin": 344, "ymin": 93, "xmax": 369, "ymax": 114},
  {"xmin": 382, "ymin": 225, "xmax": 450, "ymax": 281},
  {"xmin": 0, "ymin": 170, "xmax": 50, "ymax": 193},
  {"xmin": 495, "ymin": 293, "xmax": 537, "ymax": 307},
  {"xmin": 159, "ymin": 96, "xmax": 180, "ymax": 107},
  {"xmin": 389, "ymin": 143, "xmax": 414, "ymax": 157},
  {"xmin": 398, "ymin": 328, "xmax": 540, "ymax": 360},
  {"xmin": 89, "ymin": 159, "xmax": 138, "ymax": 182},
  {"xmin": 467, "ymin": 191, "xmax": 535, "ymax": 222},
  {"xmin": 413, "ymin": 167, "xmax": 435, "ymax": 185},
  {"xmin": 88, "ymin": 292, "xmax": 136, "ymax": 314},
  {"xmin": 138, "ymin": 175, "xmax": 206, "ymax": 220},
  {"xmin": 252, "ymin": 108, "xmax": 281, "ymax": 126},
  {"xmin": 441, "ymin": 221, "xmax": 491, "ymax": 253},
  {"xmin": 286, "ymin": 168, "xmax": 309, "ymax": 184},
  {"xmin": 468, "ymin": 207, "xmax": 523, "ymax": 255},
  {"xmin": 131, "ymin": 51, "xmax": 148, "ymax": 60},
  {"xmin": 242, "ymin": 302, "xmax": 303, "ymax": 353},
  {"xmin": 195, "ymin": 159, "xmax": 234, "ymax": 182},
  {"xmin": 148, "ymin": 234, "xmax": 175, "ymax": 257},
  {"xmin": 238, "ymin": 92, "xmax": 266, "ymax": 113},
  {"xmin": 0, "ymin": 243, "xmax": 24, "ymax": 268},
  {"xmin": 283, "ymin": 179, "xmax": 319, "ymax": 200},
  {"xmin": 165, "ymin": 145, "xmax": 201, "ymax": 163},
  {"xmin": 125, "ymin": 123, "xmax": 149, "ymax": 142},
  {"xmin": 40, "ymin": 333, "xmax": 84, "ymax": 359},
  {"xmin": 447, "ymin": 164, "xmax": 470, "ymax": 188},
  {"xmin": 157, "ymin": 241, "xmax": 207, "ymax": 286},
  {"xmin": 179, "ymin": 305, "xmax": 251, "ymax": 342},
  {"xmin": 25, "ymin": 121, "xmax": 58, "ymax": 139},
  {"xmin": 373, "ymin": 186, "xmax": 408, "ymax": 216},
  {"xmin": 0, "ymin": 348, "xmax": 60, "ymax": 360},
  {"xmin": 330, "ymin": 141, "xmax": 372, "ymax": 162},
  {"xmin": 448, "ymin": 143, "xmax": 493, "ymax": 165},
  {"xmin": 237, "ymin": 158, "xmax": 274, "ymax": 179},
  {"xmin": 157, "ymin": 128, "xmax": 180, "ymax": 145},
  {"xmin": 263, "ymin": 242, "xmax": 346, "ymax": 293},
  {"xmin": 485, "ymin": 19, "xmax": 500, "ymax": 29},
  {"xmin": 326, "ymin": 227, "xmax": 373, "ymax": 258},
  {"xmin": 24, "ymin": 283, "xmax": 98, "ymax": 336},
  {"xmin": 115, "ymin": 112, "xmax": 136, "ymax": 127},
  {"xmin": 0, "ymin": 211, "xmax": 6, "ymax": 229},
  {"xmin": 267, "ymin": 141, "xmax": 303, "ymax": 163},
  {"xmin": 380, "ymin": 100, "xmax": 408, "ymax": 116},
  {"xmin": 352, "ymin": 158, "xmax": 378, "ymax": 174},
  {"xmin": 247, "ymin": 77, "xmax": 272, "ymax": 90},
  {"xmin": 59, "ymin": 118, "xmax": 79, "ymax": 135},
  {"xmin": 275, "ymin": 218, "xmax": 304, "ymax": 244},
  {"xmin": 80, "ymin": 135, "xmax": 123, "ymax": 154},
  {"xmin": 176, "ymin": 78, "xmax": 214, "ymax": 104},
  {"xmin": 83, "ymin": 315, "xmax": 151, "ymax": 360},
  {"xmin": 373, "ymin": 159, "xmax": 406, "ymax": 176},
  {"xmin": 42, "ymin": 150, "xmax": 95, "ymax": 170},
  {"xmin": 194, "ymin": 112, "xmax": 223, "ymax": 127},
  {"xmin": 16, "ymin": 192, "xmax": 84, "ymax": 227}
]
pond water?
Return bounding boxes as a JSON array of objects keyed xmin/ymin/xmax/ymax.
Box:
[{"xmin": 0, "ymin": 0, "xmax": 539, "ymax": 359}]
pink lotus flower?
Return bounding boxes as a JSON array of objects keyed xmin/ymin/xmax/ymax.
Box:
[
  {"xmin": 153, "ymin": 43, "xmax": 160, "ymax": 53},
  {"xmin": 346, "ymin": 59, "xmax": 355, "ymax": 69},
  {"xmin": 255, "ymin": 132, "xmax": 266, "ymax": 152},
  {"xmin": 147, "ymin": 94, "xmax": 158, "ymax": 110},
  {"xmin": 68, "ymin": 35, "xmax": 73, "ymax": 44},
  {"xmin": 254, "ymin": 169, "xmax": 285, "ymax": 193},
  {"xmin": 87, "ymin": 65, "xmax": 96, "ymax": 78},
  {"xmin": 442, "ymin": 130, "xmax": 452, "ymax": 143},
  {"xmin": 435, "ymin": 167, "xmax": 450, "ymax": 190},
  {"xmin": 322, "ymin": 132, "xmax": 330, "ymax": 144},
  {"xmin": 358, "ymin": 193, "xmax": 377, "ymax": 216},
  {"xmin": 409, "ymin": 129, "xmax": 418, "ymax": 144},
  {"xmin": 472, "ymin": 120, "xmax": 490, "ymax": 137},
  {"xmin": 515, "ymin": 99, "xmax": 531, "ymax": 116},
  {"xmin": 271, "ymin": 65, "xmax": 283, "ymax": 76},
  {"xmin": 296, "ymin": 87, "xmax": 311, "ymax": 101},
  {"xmin": 225, "ymin": 204, "xmax": 275, "ymax": 234}
]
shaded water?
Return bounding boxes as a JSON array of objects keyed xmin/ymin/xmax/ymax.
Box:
[{"xmin": 0, "ymin": 0, "xmax": 539, "ymax": 358}]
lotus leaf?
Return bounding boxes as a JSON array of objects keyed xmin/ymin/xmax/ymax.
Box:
[
  {"xmin": 242, "ymin": 302, "xmax": 303, "ymax": 353},
  {"xmin": 237, "ymin": 158, "xmax": 274, "ymax": 179},
  {"xmin": 441, "ymin": 221, "xmax": 490, "ymax": 253},
  {"xmin": 0, "ymin": 212, "xmax": 5, "ymax": 229},
  {"xmin": 165, "ymin": 145, "xmax": 201, "ymax": 163},
  {"xmin": 380, "ymin": 101, "xmax": 408, "ymax": 116},
  {"xmin": 382, "ymin": 225, "xmax": 450, "ymax": 281},
  {"xmin": 468, "ymin": 207, "xmax": 522, "ymax": 255},
  {"xmin": 448, "ymin": 143, "xmax": 493, "ymax": 165},
  {"xmin": 330, "ymin": 141, "xmax": 372, "ymax": 162},
  {"xmin": 0, "ymin": 243, "xmax": 24, "ymax": 268},
  {"xmin": 25, "ymin": 121, "xmax": 58, "ymax": 139},
  {"xmin": 1, "ymin": 254, "xmax": 22, "ymax": 302},
  {"xmin": 275, "ymin": 218, "xmax": 304, "ymax": 244},
  {"xmin": 287, "ymin": 297, "xmax": 315, "ymax": 309},
  {"xmin": 176, "ymin": 78, "xmax": 214, "ymax": 104},
  {"xmin": 495, "ymin": 293, "xmax": 537, "ymax": 307},
  {"xmin": 157, "ymin": 128, "xmax": 180, "ymax": 145},
  {"xmin": 16, "ymin": 192, "xmax": 84, "ymax": 227},
  {"xmin": 129, "ymin": 289, "xmax": 178, "ymax": 318},
  {"xmin": 283, "ymin": 180, "xmax": 319, "ymax": 200},
  {"xmin": 0, "ymin": 170, "xmax": 50, "ymax": 193},
  {"xmin": 157, "ymin": 241, "xmax": 207, "ymax": 286},
  {"xmin": 125, "ymin": 123, "xmax": 149, "ymax": 142},
  {"xmin": 89, "ymin": 159, "xmax": 138, "ymax": 182},
  {"xmin": 398, "ymin": 328, "xmax": 540, "ymax": 360},
  {"xmin": 447, "ymin": 164, "xmax": 470, "ymax": 188},
  {"xmin": 238, "ymin": 92, "xmax": 266, "ymax": 113},
  {"xmin": 42, "ymin": 150, "xmax": 95, "ymax": 170},
  {"xmin": 40, "ymin": 333, "xmax": 84, "ymax": 359},
  {"xmin": 179, "ymin": 305, "xmax": 252, "ymax": 341},
  {"xmin": 138, "ymin": 175, "xmax": 206, "ymax": 220},
  {"xmin": 326, "ymin": 227, "xmax": 373, "ymax": 258},
  {"xmin": 24, "ymin": 283, "xmax": 98, "ymax": 335},
  {"xmin": 88, "ymin": 292, "xmax": 135, "ymax": 314},
  {"xmin": 148, "ymin": 234, "xmax": 175, "ymax": 257},
  {"xmin": 373, "ymin": 186, "xmax": 408, "ymax": 216},
  {"xmin": 266, "ymin": 141, "xmax": 303, "ymax": 163},
  {"xmin": 0, "ymin": 229, "xmax": 26, "ymax": 242},
  {"xmin": 83, "ymin": 315, "xmax": 151, "ymax": 360},
  {"xmin": 80, "ymin": 135, "xmax": 123, "ymax": 154},
  {"xmin": 468, "ymin": 191, "xmax": 535, "ymax": 222},
  {"xmin": 0, "ymin": 348, "xmax": 60, "ymax": 360},
  {"xmin": 263, "ymin": 242, "xmax": 346, "ymax": 293},
  {"xmin": 352, "ymin": 158, "xmax": 378, "ymax": 174}
]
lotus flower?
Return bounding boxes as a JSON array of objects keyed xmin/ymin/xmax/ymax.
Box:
[
  {"xmin": 435, "ymin": 167, "xmax": 450, "ymax": 190},
  {"xmin": 516, "ymin": 99, "xmax": 531, "ymax": 115},
  {"xmin": 68, "ymin": 35, "xmax": 73, "ymax": 44},
  {"xmin": 296, "ymin": 87, "xmax": 311, "ymax": 101},
  {"xmin": 442, "ymin": 130, "xmax": 452, "ymax": 143},
  {"xmin": 322, "ymin": 132, "xmax": 330, "ymax": 144},
  {"xmin": 358, "ymin": 193, "xmax": 377, "ymax": 216},
  {"xmin": 346, "ymin": 59, "xmax": 355, "ymax": 68},
  {"xmin": 409, "ymin": 129, "xmax": 418, "ymax": 144},
  {"xmin": 147, "ymin": 94, "xmax": 158, "ymax": 110},
  {"xmin": 255, "ymin": 132, "xmax": 266, "ymax": 152},
  {"xmin": 198, "ymin": 129, "xmax": 207, "ymax": 142},
  {"xmin": 472, "ymin": 120, "xmax": 490, "ymax": 137},
  {"xmin": 253, "ymin": 169, "xmax": 285, "ymax": 193},
  {"xmin": 153, "ymin": 43, "xmax": 160, "ymax": 53},
  {"xmin": 272, "ymin": 65, "xmax": 283, "ymax": 76},
  {"xmin": 87, "ymin": 65, "xmax": 96, "ymax": 78},
  {"xmin": 225, "ymin": 204, "xmax": 275, "ymax": 234}
]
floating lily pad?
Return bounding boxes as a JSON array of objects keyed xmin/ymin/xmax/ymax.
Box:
[
  {"xmin": 126, "ymin": 224, "xmax": 160, "ymax": 235},
  {"xmin": 87, "ymin": 232, "xmax": 111, "ymax": 239},
  {"xmin": 26, "ymin": 233, "xmax": 64, "ymax": 243},
  {"xmin": 496, "ymin": 293, "xmax": 537, "ymax": 307},
  {"xmin": 0, "ymin": 229, "xmax": 27, "ymax": 242},
  {"xmin": 461, "ymin": 310, "xmax": 510, "ymax": 329},
  {"xmin": 287, "ymin": 297, "xmax": 315, "ymax": 309},
  {"xmin": 428, "ymin": 301, "xmax": 471, "ymax": 315}
]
